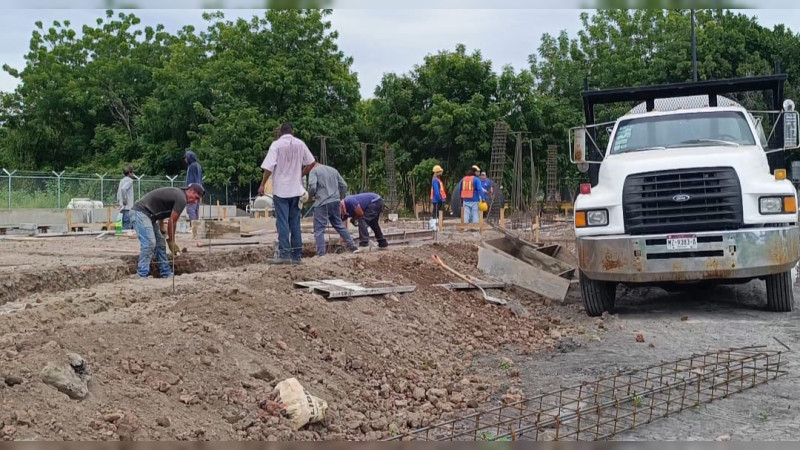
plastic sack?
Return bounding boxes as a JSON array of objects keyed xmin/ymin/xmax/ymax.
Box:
[{"xmin": 271, "ymin": 377, "xmax": 328, "ymax": 430}]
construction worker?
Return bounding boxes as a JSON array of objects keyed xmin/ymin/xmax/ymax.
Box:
[
  {"xmin": 258, "ymin": 122, "xmax": 315, "ymax": 265},
  {"xmin": 131, "ymin": 184, "xmax": 204, "ymax": 279},
  {"xmin": 430, "ymin": 164, "xmax": 447, "ymax": 230},
  {"xmin": 117, "ymin": 166, "xmax": 135, "ymax": 230},
  {"xmin": 479, "ymin": 171, "xmax": 495, "ymax": 218},
  {"xmin": 341, "ymin": 192, "xmax": 388, "ymax": 250},
  {"xmin": 304, "ymin": 161, "xmax": 358, "ymax": 256},
  {"xmin": 184, "ymin": 150, "xmax": 203, "ymax": 238},
  {"xmin": 458, "ymin": 165, "xmax": 486, "ymax": 224}
]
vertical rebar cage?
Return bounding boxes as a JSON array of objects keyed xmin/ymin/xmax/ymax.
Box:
[{"xmin": 387, "ymin": 345, "xmax": 787, "ymax": 441}]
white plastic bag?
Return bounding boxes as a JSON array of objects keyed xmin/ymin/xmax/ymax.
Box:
[
  {"xmin": 429, "ymin": 218, "xmax": 438, "ymax": 231},
  {"xmin": 271, "ymin": 377, "xmax": 328, "ymax": 430}
]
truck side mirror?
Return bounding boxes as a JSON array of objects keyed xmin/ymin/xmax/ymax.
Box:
[
  {"xmin": 784, "ymin": 100, "xmax": 799, "ymax": 150},
  {"xmin": 572, "ymin": 127, "xmax": 587, "ymax": 162}
]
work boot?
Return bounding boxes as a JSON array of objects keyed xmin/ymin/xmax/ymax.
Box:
[{"xmin": 267, "ymin": 258, "xmax": 292, "ymax": 265}]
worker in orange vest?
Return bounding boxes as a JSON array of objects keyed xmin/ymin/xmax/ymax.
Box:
[
  {"xmin": 430, "ymin": 165, "xmax": 447, "ymax": 230},
  {"xmin": 458, "ymin": 165, "xmax": 486, "ymax": 224}
]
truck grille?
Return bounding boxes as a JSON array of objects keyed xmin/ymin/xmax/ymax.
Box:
[{"xmin": 622, "ymin": 167, "xmax": 743, "ymax": 235}]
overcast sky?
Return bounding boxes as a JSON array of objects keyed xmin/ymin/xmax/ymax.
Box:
[{"xmin": 1, "ymin": 9, "xmax": 799, "ymax": 99}]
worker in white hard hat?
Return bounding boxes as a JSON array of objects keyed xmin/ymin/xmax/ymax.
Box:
[{"xmin": 430, "ymin": 164, "xmax": 447, "ymax": 230}]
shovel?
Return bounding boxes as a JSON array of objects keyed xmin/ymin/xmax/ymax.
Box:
[{"xmin": 431, "ymin": 254, "xmax": 507, "ymax": 305}]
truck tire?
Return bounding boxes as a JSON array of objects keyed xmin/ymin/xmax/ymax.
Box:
[
  {"xmin": 765, "ymin": 270, "xmax": 794, "ymax": 312},
  {"xmin": 580, "ymin": 271, "xmax": 617, "ymax": 317}
]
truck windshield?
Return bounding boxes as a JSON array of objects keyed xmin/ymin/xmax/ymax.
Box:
[{"xmin": 611, "ymin": 110, "xmax": 756, "ymax": 154}]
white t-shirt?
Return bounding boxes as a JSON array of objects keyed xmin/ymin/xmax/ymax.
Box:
[{"xmin": 261, "ymin": 134, "xmax": 315, "ymax": 198}]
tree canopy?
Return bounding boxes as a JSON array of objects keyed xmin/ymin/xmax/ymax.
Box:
[{"xmin": 2, "ymin": 8, "xmax": 799, "ymax": 207}]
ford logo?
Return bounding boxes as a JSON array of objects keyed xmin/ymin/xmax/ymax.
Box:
[{"xmin": 672, "ymin": 194, "xmax": 691, "ymax": 202}]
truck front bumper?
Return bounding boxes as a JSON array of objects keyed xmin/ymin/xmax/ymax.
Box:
[{"xmin": 577, "ymin": 226, "xmax": 800, "ymax": 283}]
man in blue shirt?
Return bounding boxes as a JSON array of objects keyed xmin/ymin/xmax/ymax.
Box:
[
  {"xmin": 457, "ymin": 165, "xmax": 485, "ymax": 224},
  {"xmin": 341, "ymin": 192, "xmax": 388, "ymax": 249}
]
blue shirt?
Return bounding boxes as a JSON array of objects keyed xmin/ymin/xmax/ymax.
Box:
[
  {"xmin": 432, "ymin": 178, "xmax": 445, "ymax": 203},
  {"xmin": 343, "ymin": 193, "xmax": 381, "ymax": 217},
  {"xmin": 459, "ymin": 176, "xmax": 485, "ymax": 202}
]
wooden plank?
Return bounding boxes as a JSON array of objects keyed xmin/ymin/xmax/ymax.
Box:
[
  {"xmin": 322, "ymin": 285, "xmax": 416, "ymax": 299},
  {"xmin": 205, "ymin": 221, "xmax": 241, "ymax": 239},
  {"xmin": 434, "ymin": 282, "xmax": 510, "ymax": 291},
  {"xmin": 485, "ymin": 237, "xmax": 574, "ymax": 279},
  {"xmin": 477, "ymin": 244, "xmax": 570, "ymax": 301}
]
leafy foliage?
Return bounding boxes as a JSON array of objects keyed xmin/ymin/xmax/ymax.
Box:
[{"xmin": 2, "ymin": 9, "xmax": 800, "ymax": 208}]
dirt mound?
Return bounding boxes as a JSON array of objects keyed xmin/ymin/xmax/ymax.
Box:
[{"xmin": 0, "ymin": 242, "xmax": 586, "ymax": 441}]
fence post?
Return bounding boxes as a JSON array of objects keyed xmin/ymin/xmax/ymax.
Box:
[
  {"xmin": 133, "ymin": 174, "xmax": 144, "ymax": 199},
  {"xmin": 225, "ymin": 178, "xmax": 230, "ymax": 205},
  {"xmin": 2, "ymin": 169, "xmax": 16, "ymax": 209},
  {"xmin": 52, "ymin": 171, "xmax": 65, "ymax": 208},
  {"xmin": 95, "ymin": 173, "xmax": 107, "ymax": 205},
  {"xmin": 166, "ymin": 175, "xmax": 177, "ymax": 188}
]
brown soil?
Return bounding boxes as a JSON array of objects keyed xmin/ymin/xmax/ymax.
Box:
[{"xmin": 0, "ymin": 237, "xmax": 589, "ymax": 441}]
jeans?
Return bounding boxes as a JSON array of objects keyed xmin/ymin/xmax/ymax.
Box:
[
  {"xmin": 274, "ymin": 195, "xmax": 302, "ymax": 261},
  {"xmin": 121, "ymin": 209, "xmax": 133, "ymax": 230},
  {"xmin": 186, "ymin": 202, "xmax": 200, "ymax": 221},
  {"xmin": 314, "ymin": 201, "xmax": 357, "ymax": 256},
  {"xmin": 132, "ymin": 210, "xmax": 172, "ymax": 278},
  {"xmin": 463, "ymin": 201, "xmax": 479, "ymax": 224},
  {"xmin": 357, "ymin": 199, "xmax": 388, "ymax": 248}
]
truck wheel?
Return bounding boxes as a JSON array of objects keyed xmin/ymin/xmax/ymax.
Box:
[
  {"xmin": 765, "ymin": 271, "xmax": 794, "ymax": 312},
  {"xmin": 580, "ymin": 271, "xmax": 617, "ymax": 317}
]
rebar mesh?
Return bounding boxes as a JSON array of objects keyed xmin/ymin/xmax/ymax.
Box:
[{"xmin": 387, "ymin": 345, "xmax": 787, "ymax": 441}]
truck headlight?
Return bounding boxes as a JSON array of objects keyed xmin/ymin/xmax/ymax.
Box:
[
  {"xmin": 759, "ymin": 196, "xmax": 797, "ymax": 214},
  {"xmin": 576, "ymin": 209, "xmax": 608, "ymax": 227}
]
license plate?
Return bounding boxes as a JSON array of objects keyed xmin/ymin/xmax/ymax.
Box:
[{"xmin": 666, "ymin": 234, "xmax": 697, "ymax": 251}]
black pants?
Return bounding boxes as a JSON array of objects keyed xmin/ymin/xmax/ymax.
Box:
[
  {"xmin": 358, "ymin": 199, "xmax": 388, "ymax": 247},
  {"xmin": 432, "ymin": 201, "xmax": 444, "ymax": 219}
]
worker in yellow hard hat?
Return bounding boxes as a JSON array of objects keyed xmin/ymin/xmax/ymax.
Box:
[
  {"xmin": 459, "ymin": 164, "xmax": 487, "ymax": 224},
  {"xmin": 430, "ymin": 164, "xmax": 447, "ymax": 230}
]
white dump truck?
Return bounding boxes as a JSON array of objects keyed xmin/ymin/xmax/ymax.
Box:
[{"xmin": 570, "ymin": 74, "xmax": 800, "ymax": 316}]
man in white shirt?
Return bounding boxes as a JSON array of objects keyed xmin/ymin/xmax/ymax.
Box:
[
  {"xmin": 117, "ymin": 166, "xmax": 135, "ymax": 230},
  {"xmin": 258, "ymin": 122, "xmax": 315, "ymax": 264}
]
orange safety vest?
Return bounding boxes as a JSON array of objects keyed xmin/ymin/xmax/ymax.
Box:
[
  {"xmin": 430, "ymin": 177, "xmax": 447, "ymax": 201},
  {"xmin": 460, "ymin": 175, "xmax": 476, "ymax": 199}
]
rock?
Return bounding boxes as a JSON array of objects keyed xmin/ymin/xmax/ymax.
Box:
[
  {"xmin": 2, "ymin": 425, "xmax": 16, "ymax": 437},
  {"xmin": 276, "ymin": 341, "xmax": 288, "ymax": 351},
  {"xmin": 4, "ymin": 376, "xmax": 23, "ymax": 387},
  {"xmin": 66, "ymin": 352, "xmax": 90, "ymax": 377},
  {"xmin": 380, "ymin": 348, "xmax": 391, "ymax": 358},
  {"xmin": 13, "ymin": 410, "xmax": 33, "ymax": 426},
  {"xmin": 681, "ymin": 315, "xmax": 689, "ymax": 321},
  {"xmin": 635, "ymin": 332, "xmax": 645, "ymax": 343},
  {"xmin": 179, "ymin": 394, "xmax": 200, "ymax": 405},
  {"xmin": 502, "ymin": 393, "xmax": 523, "ymax": 405},
  {"xmin": 549, "ymin": 329, "xmax": 562, "ymax": 339},
  {"xmin": 207, "ymin": 345, "xmax": 221, "ymax": 354},
  {"xmin": 412, "ymin": 387, "xmax": 426, "ymax": 401},
  {"xmin": 426, "ymin": 388, "xmax": 447, "ymax": 400},
  {"xmin": 450, "ymin": 392, "xmax": 464, "ymax": 403},
  {"xmin": 42, "ymin": 341, "xmax": 60, "ymax": 351},
  {"xmin": 370, "ymin": 417, "xmax": 388, "ymax": 431},
  {"xmin": 117, "ymin": 423, "xmax": 134, "ymax": 441},
  {"xmin": 351, "ymin": 360, "xmax": 363, "ymax": 370},
  {"xmin": 394, "ymin": 399, "xmax": 408, "ymax": 408},
  {"xmin": 250, "ymin": 366, "xmax": 279, "ymax": 382},
  {"xmin": 649, "ymin": 343, "xmax": 656, "ymax": 348},
  {"xmin": 200, "ymin": 356, "xmax": 213, "ymax": 366},
  {"xmin": 392, "ymin": 378, "xmax": 408, "ymax": 393},
  {"xmin": 466, "ymin": 400, "xmax": 479, "ymax": 408},
  {"xmin": 716, "ymin": 434, "xmax": 731, "ymax": 441},
  {"xmin": 474, "ymin": 331, "xmax": 483, "ymax": 338},
  {"xmin": 103, "ymin": 413, "xmax": 123, "ymax": 423},
  {"xmin": 41, "ymin": 362, "xmax": 89, "ymax": 399}
]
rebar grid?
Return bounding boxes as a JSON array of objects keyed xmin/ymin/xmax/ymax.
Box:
[{"xmin": 386, "ymin": 346, "xmax": 787, "ymax": 441}]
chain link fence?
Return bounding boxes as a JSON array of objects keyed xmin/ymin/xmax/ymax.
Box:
[{"xmin": 0, "ymin": 169, "xmax": 235, "ymax": 209}]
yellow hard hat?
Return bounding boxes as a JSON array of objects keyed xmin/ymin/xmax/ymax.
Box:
[
  {"xmin": 432, "ymin": 165, "xmax": 443, "ymax": 173},
  {"xmin": 479, "ymin": 201, "xmax": 489, "ymax": 212},
  {"xmin": 472, "ymin": 165, "xmax": 481, "ymax": 172}
]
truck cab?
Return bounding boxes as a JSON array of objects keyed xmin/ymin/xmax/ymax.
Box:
[{"xmin": 570, "ymin": 75, "xmax": 800, "ymax": 316}]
